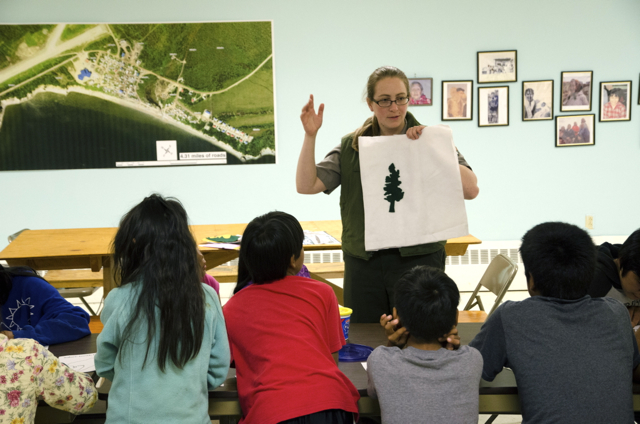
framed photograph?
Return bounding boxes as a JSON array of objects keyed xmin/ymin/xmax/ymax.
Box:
[
  {"xmin": 600, "ymin": 81, "xmax": 632, "ymax": 122},
  {"xmin": 522, "ymin": 80, "xmax": 553, "ymax": 121},
  {"xmin": 408, "ymin": 78, "xmax": 433, "ymax": 106},
  {"xmin": 556, "ymin": 114, "xmax": 595, "ymax": 147},
  {"xmin": 561, "ymin": 71, "xmax": 593, "ymax": 112},
  {"xmin": 441, "ymin": 81, "xmax": 473, "ymax": 120},
  {"xmin": 478, "ymin": 86, "xmax": 509, "ymax": 127},
  {"xmin": 477, "ymin": 50, "xmax": 517, "ymax": 84}
]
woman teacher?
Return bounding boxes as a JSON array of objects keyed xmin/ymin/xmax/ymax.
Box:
[{"xmin": 296, "ymin": 66, "xmax": 479, "ymax": 323}]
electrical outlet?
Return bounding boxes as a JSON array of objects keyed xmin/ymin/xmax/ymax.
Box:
[{"xmin": 585, "ymin": 215, "xmax": 594, "ymax": 230}]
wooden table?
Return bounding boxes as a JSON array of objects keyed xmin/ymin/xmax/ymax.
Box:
[
  {"xmin": 35, "ymin": 324, "xmax": 640, "ymax": 423},
  {"xmin": 0, "ymin": 221, "xmax": 481, "ymax": 296}
]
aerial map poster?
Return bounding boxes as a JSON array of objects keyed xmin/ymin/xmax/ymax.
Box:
[{"xmin": 0, "ymin": 21, "xmax": 276, "ymax": 170}]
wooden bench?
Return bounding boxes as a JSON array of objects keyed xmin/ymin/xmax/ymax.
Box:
[
  {"xmin": 41, "ymin": 264, "xmax": 489, "ymax": 324},
  {"xmin": 42, "ymin": 269, "xmax": 101, "ymax": 315},
  {"xmin": 43, "ymin": 262, "xmax": 346, "ymax": 286},
  {"xmin": 207, "ymin": 262, "xmax": 346, "ymax": 303},
  {"xmin": 206, "ymin": 262, "xmax": 345, "ymax": 282},
  {"xmin": 89, "ymin": 315, "xmax": 104, "ymax": 334},
  {"xmin": 44, "ymin": 269, "xmax": 104, "ymax": 288}
]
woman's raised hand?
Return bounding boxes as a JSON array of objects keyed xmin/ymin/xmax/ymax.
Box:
[{"xmin": 300, "ymin": 95, "xmax": 324, "ymax": 137}]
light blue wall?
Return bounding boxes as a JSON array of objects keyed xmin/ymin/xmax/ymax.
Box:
[{"xmin": 2, "ymin": 0, "xmax": 639, "ymax": 250}]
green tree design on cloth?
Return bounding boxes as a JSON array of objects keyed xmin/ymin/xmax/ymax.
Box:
[{"xmin": 384, "ymin": 163, "xmax": 404, "ymax": 213}]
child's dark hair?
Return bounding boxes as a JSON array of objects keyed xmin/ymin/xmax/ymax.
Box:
[
  {"xmin": 520, "ymin": 222, "xmax": 596, "ymax": 300},
  {"xmin": 0, "ymin": 265, "xmax": 45, "ymax": 306},
  {"xmin": 234, "ymin": 211, "xmax": 303, "ymax": 293},
  {"xmin": 112, "ymin": 194, "xmax": 204, "ymax": 372},
  {"xmin": 619, "ymin": 229, "xmax": 640, "ymax": 279},
  {"xmin": 394, "ymin": 266, "xmax": 459, "ymax": 343}
]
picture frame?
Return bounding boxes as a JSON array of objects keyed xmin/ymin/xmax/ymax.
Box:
[
  {"xmin": 599, "ymin": 81, "xmax": 632, "ymax": 122},
  {"xmin": 555, "ymin": 114, "xmax": 595, "ymax": 147},
  {"xmin": 408, "ymin": 78, "xmax": 433, "ymax": 106},
  {"xmin": 441, "ymin": 80, "xmax": 473, "ymax": 120},
  {"xmin": 478, "ymin": 86, "xmax": 509, "ymax": 127},
  {"xmin": 560, "ymin": 71, "xmax": 593, "ymax": 112},
  {"xmin": 477, "ymin": 50, "xmax": 517, "ymax": 84},
  {"xmin": 522, "ymin": 80, "xmax": 553, "ymax": 121}
]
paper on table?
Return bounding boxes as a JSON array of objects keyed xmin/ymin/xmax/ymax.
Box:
[
  {"xmin": 200, "ymin": 232, "xmax": 338, "ymax": 250},
  {"xmin": 361, "ymin": 362, "xmax": 367, "ymax": 370},
  {"xmin": 199, "ymin": 243, "xmax": 240, "ymax": 250},
  {"xmin": 59, "ymin": 353, "xmax": 96, "ymax": 372},
  {"xmin": 303, "ymin": 230, "xmax": 340, "ymax": 246}
]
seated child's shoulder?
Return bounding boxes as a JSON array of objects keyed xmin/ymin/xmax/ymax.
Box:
[
  {"xmin": 596, "ymin": 296, "xmax": 631, "ymax": 316},
  {"xmin": 463, "ymin": 345, "xmax": 484, "ymax": 365},
  {"xmin": 368, "ymin": 345, "xmax": 482, "ymax": 371},
  {"xmin": 13, "ymin": 273, "xmax": 53, "ymax": 292},
  {"xmin": 367, "ymin": 345, "xmax": 402, "ymax": 367},
  {"xmin": 289, "ymin": 275, "xmax": 335, "ymax": 294},
  {"xmin": 201, "ymin": 282, "xmax": 217, "ymax": 299}
]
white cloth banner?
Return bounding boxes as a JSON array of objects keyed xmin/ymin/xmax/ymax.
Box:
[{"xmin": 359, "ymin": 125, "xmax": 469, "ymax": 251}]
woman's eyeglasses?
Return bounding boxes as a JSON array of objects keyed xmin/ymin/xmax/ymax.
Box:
[{"xmin": 371, "ymin": 97, "xmax": 410, "ymax": 108}]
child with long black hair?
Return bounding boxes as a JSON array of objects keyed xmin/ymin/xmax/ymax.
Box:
[
  {"xmin": 223, "ymin": 211, "xmax": 359, "ymax": 424},
  {"xmin": 94, "ymin": 194, "xmax": 229, "ymax": 423}
]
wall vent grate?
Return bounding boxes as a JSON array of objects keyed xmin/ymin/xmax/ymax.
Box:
[
  {"xmin": 224, "ymin": 247, "xmax": 522, "ymax": 266},
  {"xmin": 445, "ymin": 247, "xmax": 522, "ymax": 266}
]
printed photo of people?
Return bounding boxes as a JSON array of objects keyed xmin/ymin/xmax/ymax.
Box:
[
  {"xmin": 522, "ymin": 80, "xmax": 553, "ymax": 121},
  {"xmin": 600, "ymin": 82, "xmax": 631, "ymax": 122},
  {"xmin": 561, "ymin": 71, "xmax": 592, "ymax": 111},
  {"xmin": 442, "ymin": 81, "xmax": 472, "ymax": 121},
  {"xmin": 477, "ymin": 50, "xmax": 517, "ymax": 83},
  {"xmin": 408, "ymin": 78, "xmax": 432, "ymax": 106},
  {"xmin": 556, "ymin": 115, "xmax": 595, "ymax": 147},
  {"xmin": 488, "ymin": 90, "xmax": 499, "ymax": 123},
  {"xmin": 478, "ymin": 86, "xmax": 509, "ymax": 127}
]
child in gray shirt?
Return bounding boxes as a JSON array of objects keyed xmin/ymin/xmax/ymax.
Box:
[{"xmin": 367, "ymin": 266, "xmax": 482, "ymax": 424}]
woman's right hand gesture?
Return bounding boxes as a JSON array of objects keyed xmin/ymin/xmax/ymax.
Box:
[{"xmin": 300, "ymin": 95, "xmax": 324, "ymax": 137}]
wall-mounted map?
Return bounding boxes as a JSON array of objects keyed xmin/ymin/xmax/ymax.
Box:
[{"xmin": 0, "ymin": 22, "xmax": 276, "ymax": 170}]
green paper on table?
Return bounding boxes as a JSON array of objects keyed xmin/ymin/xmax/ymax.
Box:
[{"xmin": 204, "ymin": 235, "xmax": 241, "ymax": 243}]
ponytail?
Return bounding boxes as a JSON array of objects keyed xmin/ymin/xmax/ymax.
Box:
[{"xmin": 351, "ymin": 115, "xmax": 381, "ymax": 151}]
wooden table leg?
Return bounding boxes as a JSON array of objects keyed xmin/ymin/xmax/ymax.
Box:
[{"xmin": 102, "ymin": 256, "xmax": 115, "ymax": 298}]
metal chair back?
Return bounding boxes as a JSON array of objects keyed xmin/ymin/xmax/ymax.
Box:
[{"xmin": 464, "ymin": 253, "xmax": 518, "ymax": 317}]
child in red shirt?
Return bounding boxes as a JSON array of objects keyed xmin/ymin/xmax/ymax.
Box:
[{"xmin": 223, "ymin": 211, "xmax": 359, "ymax": 424}]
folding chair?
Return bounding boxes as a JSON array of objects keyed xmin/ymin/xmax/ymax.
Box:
[{"xmin": 464, "ymin": 253, "xmax": 518, "ymax": 317}]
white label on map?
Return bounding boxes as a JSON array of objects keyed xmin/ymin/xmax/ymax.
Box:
[
  {"xmin": 189, "ymin": 48, "xmax": 197, "ymax": 51},
  {"xmin": 217, "ymin": 47, "xmax": 224, "ymax": 49},
  {"xmin": 180, "ymin": 152, "xmax": 227, "ymax": 160}
]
